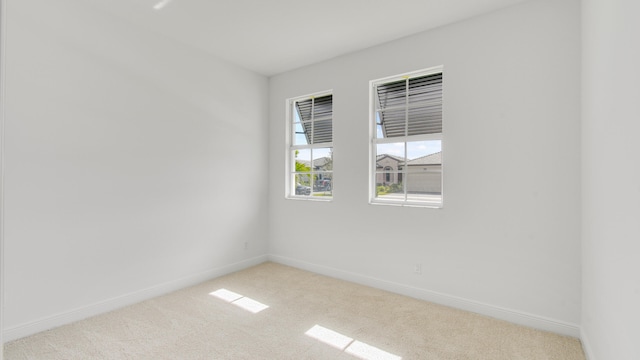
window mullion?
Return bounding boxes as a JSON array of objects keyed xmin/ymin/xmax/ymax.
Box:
[
  {"xmin": 404, "ymin": 78, "xmax": 409, "ymax": 201},
  {"xmin": 404, "ymin": 77, "xmax": 409, "ymax": 138},
  {"xmin": 402, "ymin": 141, "xmax": 409, "ymax": 201}
]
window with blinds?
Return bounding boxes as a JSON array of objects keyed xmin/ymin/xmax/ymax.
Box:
[
  {"xmin": 370, "ymin": 67, "xmax": 443, "ymax": 207},
  {"xmin": 287, "ymin": 92, "xmax": 333, "ymax": 199},
  {"xmin": 294, "ymin": 95, "xmax": 333, "ymax": 144}
]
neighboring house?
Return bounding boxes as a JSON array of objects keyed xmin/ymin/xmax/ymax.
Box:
[
  {"xmin": 295, "ymin": 156, "xmax": 333, "ymax": 190},
  {"xmin": 296, "ymin": 156, "xmax": 332, "ymax": 174},
  {"xmin": 405, "ymin": 152, "xmax": 442, "ymax": 194},
  {"xmin": 376, "ymin": 152, "xmax": 442, "ymax": 194},
  {"xmin": 375, "ymin": 154, "xmax": 405, "ymax": 185},
  {"xmin": 311, "ymin": 156, "xmax": 332, "ymax": 172}
]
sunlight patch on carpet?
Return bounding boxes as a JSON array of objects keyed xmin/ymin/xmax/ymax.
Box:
[
  {"xmin": 305, "ymin": 324, "xmax": 402, "ymax": 359},
  {"xmin": 210, "ymin": 289, "xmax": 243, "ymax": 302},
  {"xmin": 232, "ymin": 296, "xmax": 269, "ymax": 313},
  {"xmin": 305, "ymin": 324, "xmax": 354, "ymax": 350},
  {"xmin": 209, "ymin": 288, "xmax": 269, "ymax": 314}
]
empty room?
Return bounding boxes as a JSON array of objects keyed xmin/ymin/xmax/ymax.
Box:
[{"xmin": 1, "ymin": 0, "xmax": 638, "ymax": 359}]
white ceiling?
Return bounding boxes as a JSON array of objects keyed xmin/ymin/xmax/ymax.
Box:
[{"xmin": 89, "ymin": 0, "xmax": 527, "ymax": 76}]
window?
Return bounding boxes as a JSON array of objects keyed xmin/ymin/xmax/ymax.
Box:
[
  {"xmin": 370, "ymin": 67, "xmax": 443, "ymax": 207},
  {"xmin": 286, "ymin": 91, "xmax": 333, "ymax": 199}
]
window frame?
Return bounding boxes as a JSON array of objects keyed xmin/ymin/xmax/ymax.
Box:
[
  {"xmin": 369, "ymin": 66, "xmax": 444, "ymax": 208},
  {"xmin": 285, "ymin": 90, "xmax": 334, "ymax": 201}
]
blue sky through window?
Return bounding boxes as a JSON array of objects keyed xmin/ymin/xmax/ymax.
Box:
[{"xmin": 377, "ymin": 141, "xmax": 441, "ymax": 160}]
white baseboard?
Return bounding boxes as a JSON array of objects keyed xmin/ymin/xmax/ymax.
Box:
[
  {"xmin": 3, "ymin": 255, "xmax": 268, "ymax": 343},
  {"xmin": 580, "ymin": 328, "xmax": 595, "ymax": 360},
  {"xmin": 268, "ymin": 254, "xmax": 581, "ymax": 338}
]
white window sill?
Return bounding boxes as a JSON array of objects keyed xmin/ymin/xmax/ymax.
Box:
[
  {"xmin": 286, "ymin": 196, "xmax": 333, "ymax": 202},
  {"xmin": 369, "ymin": 200, "xmax": 442, "ymax": 209}
]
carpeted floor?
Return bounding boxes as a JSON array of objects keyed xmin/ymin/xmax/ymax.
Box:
[{"xmin": 4, "ymin": 262, "xmax": 585, "ymax": 359}]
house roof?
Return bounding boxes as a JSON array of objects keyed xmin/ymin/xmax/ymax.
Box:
[
  {"xmin": 375, "ymin": 152, "xmax": 442, "ymax": 168},
  {"xmin": 296, "ymin": 157, "xmax": 331, "ymax": 169},
  {"xmin": 376, "ymin": 154, "xmax": 406, "ymax": 163},
  {"xmin": 312, "ymin": 157, "xmax": 331, "ymax": 168},
  {"xmin": 406, "ymin": 152, "xmax": 442, "ymax": 166},
  {"xmin": 375, "ymin": 154, "xmax": 405, "ymax": 169}
]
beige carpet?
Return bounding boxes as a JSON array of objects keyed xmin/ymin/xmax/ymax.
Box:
[{"xmin": 4, "ymin": 262, "xmax": 585, "ymax": 359}]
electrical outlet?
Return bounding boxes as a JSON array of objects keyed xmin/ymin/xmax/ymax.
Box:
[{"xmin": 414, "ymin": 263, "xmax": 422, "ymax": 274}]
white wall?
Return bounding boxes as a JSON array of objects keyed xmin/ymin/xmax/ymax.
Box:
[
  {"xmin": 3, "ymin": 0, "xmax": 269, "ymax": 340},
  {"xmin": 269, "ymin": 0, "xmax": 581, "ymax": 335},
  {"xmin": 581, "ymin": 0, "xmax": 640, "ymax": 359}
]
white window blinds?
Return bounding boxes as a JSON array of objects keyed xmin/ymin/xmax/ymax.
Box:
[
  {"xmin": 294, "ymin": 94, "xmax": 333, "ymax": 144},
  {"xmin": 374, "ymin": 73, "xmax": 442, "ymax": 138}
]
